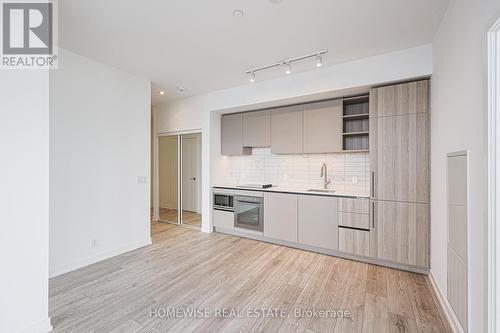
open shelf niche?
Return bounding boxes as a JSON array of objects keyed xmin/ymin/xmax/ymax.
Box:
[{"xmin": 342, "ymin": 96, "xmax": 369, "ymax": 151}]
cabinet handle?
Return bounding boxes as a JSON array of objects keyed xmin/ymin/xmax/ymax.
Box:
[
  {"xmin": 370, "ymin": 171, "xmax": 375, "ymax": 198},
  {"xmin": 371, "ymin": 201, "xmax": 375, "ymax": 229}
]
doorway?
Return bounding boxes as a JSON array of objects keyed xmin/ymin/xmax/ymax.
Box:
[{"xmin": 156, "ymin": 132, "xmax": 202, "ymax": 230}]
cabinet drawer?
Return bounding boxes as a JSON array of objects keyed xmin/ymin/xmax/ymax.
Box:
[
  {"xmin": 213, "ymin": 209, "xmax": 234, "ymax": 230},
  {"xmin": 338, "ymin": 228, "xmax": 370, "ymax": 256},
  {"xmin": 338, "ymin": 198, "xmax": 369, "ymax": 214},
  {"xmin": 233, "ymin": 190, "xmax": 263, "ymax": 198},
  {"xmin": 338, "ymin": 212, "xmax": 370, "ymax": 230}
]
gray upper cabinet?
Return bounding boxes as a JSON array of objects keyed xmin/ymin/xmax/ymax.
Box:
[
  {"xmin": 270, "ymin": 105, "xmax": 304, "ymax": 154},
  {"xmin": 298, "ymin": 195, "xmax": 338, "ymax": 250},
  {"xmin": 303, "ymin": 100, "xmax": 342, "ymax": 153},
  {"xmin": 221, "ymin": 113, "xmax": 251, "ymax": 156},
  {"xmin": 369, "ymin": 80, "xmax": 429, "ymax": 118},
  {"xmin": 243, "ymin": 110, "xmax": 270, "ymax": 147}
]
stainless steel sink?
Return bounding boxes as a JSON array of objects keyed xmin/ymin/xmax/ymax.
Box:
[{"xmin": 306, "ymin": 189, "xmax": 335, "ymax": 193}]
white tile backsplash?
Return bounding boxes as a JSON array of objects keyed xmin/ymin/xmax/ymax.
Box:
[{"xmin": 227, "ymin": 148, "xmax": 369, "ymax": 194}]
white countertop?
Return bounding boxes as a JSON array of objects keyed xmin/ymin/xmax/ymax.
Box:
[{"xmin": 212, "ymin": 184, "xmax": 369, "ymax": 199}]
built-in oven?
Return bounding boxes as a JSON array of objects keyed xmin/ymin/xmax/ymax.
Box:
[
  {"xmin": 213, "ymin": 193, "xmax": 234, "ymax": 211},
  {"xmin": 234, "ymin": 195, "xmax": 264, "ymax": 232}
]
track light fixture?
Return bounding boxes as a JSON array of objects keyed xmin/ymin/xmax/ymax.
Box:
[{"xmin": 245, "ymin": 50, "xmax": 327, "ymax": 83}]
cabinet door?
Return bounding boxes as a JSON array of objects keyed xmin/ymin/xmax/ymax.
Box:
[
  {"xmin": 370, "ymin": 113, "xmax": 429, "ymax": 203},
  {"xmin": 303, "ymin": 100, "xmax": 342, "ymax": 153},
  {"xmin": 369, "ymin": 80, "xmax": 429, "ymax": 118},
  {"xmin": 243, "ymin": 110, "xmax": 270, "ymax": 147},
  {"xmin": 298, "ymin": 195, "xmax": 338, "ymax": 250},
  {"xmin": 213, "ymin": 209, "xmax": 234, "ymax": 230},
  {"xmin": 221, "ymin": 114, "xmax": 251, "ymax": 156},
  {"xmin": 339, "ymin": 228, "xmax": 370, "ymax": 256},
  {"xmin": 270, "ymin": 105, "xmax": 303, "ymax": 154},
  {"xmin": 374, "ymin": 200, "xmax": 429, "ymax": 267},
  {"xmin": 263, "ymin": 193, "xmax": 298, "ymax": 243}
]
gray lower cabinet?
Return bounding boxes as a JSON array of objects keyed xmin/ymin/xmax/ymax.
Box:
[
  {"xmin": 337, "ymin": 197, "xmax": 370, "ymax": 229},
  {"xmin": 243, "ymin": 110, "xmax": 270, "ymax": 147},
  {"xmin": 221, "ymin": 113, "xmax": 251, "ymax": 156},
  {"xmin": 338, "ymin": 212, "xmax": 370, "ymax": 230},
  {"xmin": 270, "ymin": 105, "xmax": 304, "ymax": 154},
  {"xmin": 263, "ymin": 192, "xmax": 298, "ymax": 243},
  {"xmin": 303, "ymin": 100, "xmax": 343, "ymax": 153},
  {"xmin": 213, "ymin": 209, "xmax": 234, "ymax": 230},
  {"xmin": 374, "ymin": 200, "xmax": 429, "ymax": 268},
  {"xmin": 338, "ymin": 228, "xmax": 370, "ymax": 256},
  {"xmin": 298, "ymin": 195, "xmax": 338, "ymax": 250}
]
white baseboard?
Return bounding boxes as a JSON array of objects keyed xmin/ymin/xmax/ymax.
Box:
[
  {"xmin": 50, "ymin": 238, "xmax": 152, "ymax": 278},
  {"xmin": 16, "ymin": 317, "xmax": 52, "ymax": 333},
  {"xmin": 428, "ymin": 271, "xmax": 465, "ymax": 333},
  {"xmin": 201, "ymin": 225, "xmax": 212, "ymax": 233}
]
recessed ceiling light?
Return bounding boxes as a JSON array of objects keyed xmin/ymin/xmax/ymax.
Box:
[
  {"xmin": 232, "ymin": 9, "xmax": 244, "ymax": 18},
  {"xmin": 159, "ymin": 91, "xmax": 165, "ymax": 95},
  {"xmin": 269, "ymin": 0, "xmax": 283, "ymax": 4},
  {"xmin": 177, "ymin": 85, "xmax": 186, "ymax": 92}
]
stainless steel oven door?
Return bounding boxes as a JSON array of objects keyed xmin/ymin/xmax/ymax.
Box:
[{"xmin": 234, "ymin": 196, "xmax": 263, "ymax": 232}]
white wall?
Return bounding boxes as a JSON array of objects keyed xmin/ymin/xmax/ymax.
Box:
[
  {"xmin": 431, "ymin": 1, "xmax": 500, "ymax": 332},
  {"xmin": 155, "ymin": 44, "xmax": 433, "ymax": 233},
  {"xmin": 0, "ymin": 71, "xmax": 52, "ymax": 332},
  {"xmin": 50, "ymin": 49, "xmax": 151, "ymax": 277}
]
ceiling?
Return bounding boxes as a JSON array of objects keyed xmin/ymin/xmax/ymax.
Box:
[{"xmin": 59, "ymin": 0, "xmax": 448, "ymax": 104}]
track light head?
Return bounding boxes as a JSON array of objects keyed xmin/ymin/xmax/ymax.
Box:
[
  {"xmin": 249, "ymin": 72, "xmax": 255, "ymax": 83},
  {"xmin": 315, "ymin": 54, "xmax": 323, "ymax": 67},
  {"xmin": 284, "ymin": 62, "xmax": 292, "ymax": 75}
]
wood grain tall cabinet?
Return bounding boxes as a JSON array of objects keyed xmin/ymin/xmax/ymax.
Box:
[{"xmin": 369, "ymin": 80, "xmax": 430, "ymax": 269}]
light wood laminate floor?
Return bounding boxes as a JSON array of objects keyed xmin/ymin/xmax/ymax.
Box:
[
  {"xmin": 49, "ymin": 223, "xmax": 451, "ymax": 332},
  {"xmin": 159, "ymin": 208, "xmax": 202, "ymax": 228}
]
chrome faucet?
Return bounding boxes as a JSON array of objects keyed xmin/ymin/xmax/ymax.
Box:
[{"xmin": 320, "ymin": 163, "xmax": 331, "ymax": 189}]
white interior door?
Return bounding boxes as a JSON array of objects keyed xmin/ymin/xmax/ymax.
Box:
[{"xmin": 181, "ymin": 134, "xmax": 201, "ymax": 213}]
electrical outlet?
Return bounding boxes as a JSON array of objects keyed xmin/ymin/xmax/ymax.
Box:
[{"xmin": 136, "ymin": 176, "xmax": 147, "ymax": 184}]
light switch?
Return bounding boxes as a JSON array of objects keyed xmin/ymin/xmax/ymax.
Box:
[{"xmin": 136, "ymin": 176, "xmax": 147, "ymax": 184}]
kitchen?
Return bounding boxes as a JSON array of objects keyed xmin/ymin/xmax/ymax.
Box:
[{"xmin": 212, "ymin": 79, "xmax": 429, "ymax": 274}]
